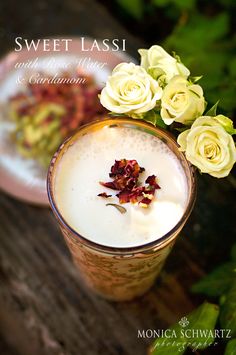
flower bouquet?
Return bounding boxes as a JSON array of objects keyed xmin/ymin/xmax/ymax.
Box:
[{"xmin": 99, "ymin": 45, "xmax": 236, "ymax": 178}]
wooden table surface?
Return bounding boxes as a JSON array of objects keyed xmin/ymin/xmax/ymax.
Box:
[{"xmin": 0, "ymin": 1, "xmax": 235, "ymax": 354}]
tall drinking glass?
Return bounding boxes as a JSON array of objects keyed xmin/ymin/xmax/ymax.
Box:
[{"xmin": 47, "ymin": 118, "xmax": 196, "ymax": 301}]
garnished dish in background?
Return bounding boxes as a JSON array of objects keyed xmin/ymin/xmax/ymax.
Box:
[
  {"xmin": 9, "ymin": 71, "xmax": 105, "ymax": 167},
  {"xmin": 0, "ymin": 37, "xmax": 132, "ymax": 205}
]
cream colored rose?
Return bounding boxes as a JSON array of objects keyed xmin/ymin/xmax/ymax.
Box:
[
  {"xmin": 160, "ymin": 76, "xmax": 205, "ymax": 125},
  {"xmin": 100, "ymin": 62, "xmax": 162, "ymax": 116},
  {"xmin": 138, "ymin": 45, "xmax": 190, "ymax": 84},
  {"xmin": 177, "ymin": 116, "xmax": 236, "ymax": 178}
]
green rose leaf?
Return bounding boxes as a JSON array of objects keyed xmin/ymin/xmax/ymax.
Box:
[
  {"xmin": 189, "ymin": 75, "xmax": 203, "ymax": 84},
  {"xmin": 142, "ymin": 110, "xmax": 167, "ymax": 129},
  {"xmin": 220, "ymin": 282, "xmax": 236, "ymax": 337},
  {"xmin": 142, "ymin": 110, "xmax": 158, "ymax": 125},
  {"xmin": 155, "ymin": 117, "xmax": 167, "ymax": 129},
  {"xmin": 150, "ymin": 302, "xmax": 219, "ymax": 355},
  {"xmin": 191, "ymin": 262, "xmax": 236, "ymax": 297},
  {"xmin": 224, "ymin": 339, "xmax": 236, "ymax": 355},
  {"xmin": 205, "ymin": 100, "xmax": 220, "ymax": 116}
]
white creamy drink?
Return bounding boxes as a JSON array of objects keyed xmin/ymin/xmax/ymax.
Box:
[{"xmin": 54, "ymin": 126, "xmax": 188, "ymax": 247}]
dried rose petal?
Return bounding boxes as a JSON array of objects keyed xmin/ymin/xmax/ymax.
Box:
[
  {"xmin": 99, "ymin": 181, "xmax": 119, "ymax": 190},
  {"xmin": 117, "ymin": 186, "xmax": 145, "ymax": 204},
  {"xmin": 98, "ymin": 160, "xmax": 160, "ymax": 208},
  {"xmin": 109, "ymin": 159, "xmax": 144, "ymax": 179},
  {"xmin": 97, "ymin": 192, "xmax": 112, "ymax": 198},
  {"xmin": 145, "ymin": 175, "xmax": 161, "ymax": 189},
  {"xmin": 139, "ymin": 197, "xmax": 153, "ymax": 208},
  {"xmin": 100, "ymin": 159, "xmax": 145, "ymax": 191},
  {"xmin": 116, "ymin": 190, "xmax": 131, "ymax": 204},
  {"xmin": 109, "ymin": 159, "xmax": 127, "ymax": 177}
]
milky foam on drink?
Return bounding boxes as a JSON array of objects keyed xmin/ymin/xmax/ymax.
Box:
[{"xmin": 54, "ymin": 126, "xmax": 188, "ymax": 248}]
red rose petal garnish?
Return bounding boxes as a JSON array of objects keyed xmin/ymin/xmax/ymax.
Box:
[
  {"xmin": 109, "ymin": 159, "xmax": 127, "ymax": 177},
  {"xmin": 116, "ymin": 189, "xmax": 132, "ymax": 204},
  {"xmin": 109, "ymin": 159, "xmax": 145, "ymax": 179},
  {"xmin": 145, "ymin": 175, "xmax": 161, "ymax": 189},
  {"xmin": 98, "ymin": 160, "xmax": 160, "ymax": 208},
  {"xmin": 97, "ymin": 192, "xmax": 112, "ymax": 198},
  {"xmin": 139, "ymin": 197, "xmax": 153, "ymax": 208},
  {"xmin": 100, "ymin": 159, "xmax": 144, "ymax": 191},
  {"xmin": 99, "ymin": 181, "xmax": 119, "ymax": 190}
]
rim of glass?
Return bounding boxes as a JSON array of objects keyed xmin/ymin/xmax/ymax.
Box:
[{"xmin": 47, "ymin": 117, "xmax": 197, "ymax": 254}]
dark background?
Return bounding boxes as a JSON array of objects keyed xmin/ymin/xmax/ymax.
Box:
[{"xmin": 0, "ymin": 1, "xmax": 235, "ymax": 354}]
